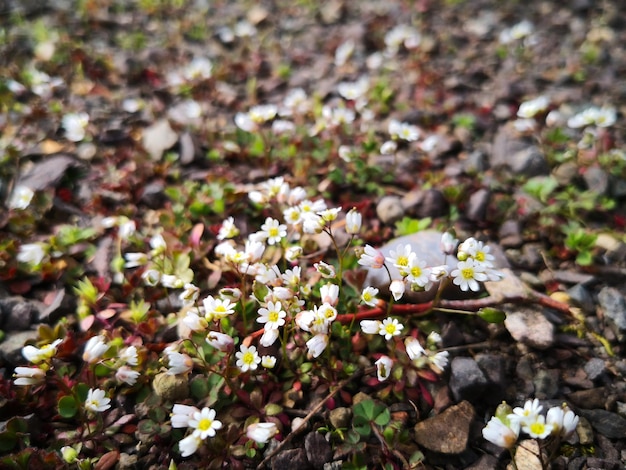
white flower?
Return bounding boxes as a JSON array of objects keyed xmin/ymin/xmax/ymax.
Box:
[
  {"xmin": 389, "ymin": 279, "xmax": 406, "ymax": 301},
  {"xmin": 179, "ymin": 434, "xmax": 202, "ymax": 458},
  {"xmin": 205, "ymin": 331, "xmax": 234, "ymax": 352},
  {"xmin": 234, "ymin": 20, "xmax": 257, "ymax": 37},
  {"xmin": 13, "ymin": 366, "xmax": 46, "ymax": 386},
  {"xmin": 189, "ymin": 407, "xmax": 222, "ymax": 439},
  {"xmin": 345, "ymin": 208, "xmax": 362, "ymax": 234},
  {"xmin": 217, "ymin": 216, "xmax": 239, "ymax": 240},
  {"xmin": 389, "ymin": 119, "xmax": 420, "ymax": 142},
  {"xmin": 142, "ymin": 269, "xmax": 161, "ymax": 286},
  {"xmin": 257, "ymin": 301, "xmax": 287, "ymax": 331},
  {"xmin": 387, "ymin": 244, "xmax": 414, "ymax": 275},
  {"xmin": 260, "ymin": 327, "xmax": 280, "ymax": 347},
  {"xmin": 361, "ymin": 286, "xmax": 379, "ymax": 307},
  {"xmin": 171, "ymin": 404, "xmax": 199, "ymax": 428},
  {"xmin": 183, "ymin": 57, "xmax": 213, "ymax": 81},
  {"xmin": 179, "ymin": 283, "xmax": 200, "ymax": 305},
  {"xmin": 62, "ymin": 112, "xmax": 89, "ymax": 142},
  {"xmin": 360, "ymin": 319, "xmax": 381, "ymax": 334},
  {"xmin": 272, "ymin": 119, "xmax": 295, "ymax": 134},
  {"xmin": 282, "ymin": 88, "xmax": 309, "ymax": 115},
  {"xmin": 427, "ymin": 331, "xmax": 442, "ymax": 346},
  {"xmin": 118, "ymin": 219, "xmax": 136, "ymax": 239},
  {"xmin": 508, "ymin": 398, "xmax": 543, "ymax": 427},
  {"xmin": 594, "ymin": 107, "xmax": 617, "ymax": 127},
  {"xmin": 306, "ymin": 334, "xmax": 329, "ymax": 358},
  {"xmin": 314, "ymin": 261, "xmax": 336, "ymax": 278},
  {"xmin": 203, "ymin": 296, "xmax": 235, "ymax": 321},
  {"xmin": 337, "ymin": 77, "xmax": 369, "ymax": 101},
  {"xmin": 547, "ymin": 406, "xmax": 579, "ymax": 437},
  {"xmin": 499, "ymin": 20, "xmax": 533, "ymax": 44},
  {"xmin": 22, "ymin": 339, "xmax": 62, "ymax": 364},
  {"xmin": 358, "ymin": 245, "xmax": 385, "ymax": 269},
  {"xmin": 8, "ymin": 185, "xmax": 34, "ymax": 210},
  {"xmin": 430, "ymin": 351, "xmax": 449, "ymax": 371},
  {"xmin": 236, "ymin": 345, "xmax": 261, "ymax": 372},
  {"xmin": 406, "ymin": 256, "xmax": 431, "ymax": 288},
  {"xmin": 522, "ymin": 414, "xmax": 553, "ymax": 439},
  {"xmin": 318, "ymin": 207, "xmax": 341, "ymax": 223},
  {"xmin": 166, "ymin": 351, "xmax": 193, "ymax": 375},
  {"xmin": 17, "ymin": 243, "xmax": 46, "ymax": 266},
  {"xmin": 84, "ymin": 388, "xmax": 111, "ymax": 413},
  {"xmin": 285, "ymin": 246, "xmax": 303, "ymax": 262},
  {"xmin": 323, "ymin": 106, "xmax": 355, "ymax": 127},
  {"xmin": 379, "ymin": 317, "xmax": 404, "ymax": 340},
  {"xmin": 262, "ymin": 355, "xmax": 277, "ymax": 368},
  {"xmin": 320, "ymin": 283, "xmax": 340, "ymax": 306},
  {"xmin": 115, "ymin": 366, "xmax": 140, "ymax": 386},
  {"xmin": 260, "ymin": 217, "xmax": 287, "ymax": 245},
  {"xmin": 404, "ymin": 337, "xmax": 425, "ymax": 360},
  {"xmin": 482, "ymin": 416, "xmax": 520, "ymax": 448},
  {"xmin": 161, "ymin": 274, "xmax": 185, "ymax": 289},
  {"xmin": 380, "ymin": 140, "xmax": 397, "ymax": 155},
  {"xmin": 124, "ymin": 252, "xmax": 148, "ymax": 269},
  {"xmin": 246, "ymin": 422, "xmax": 278, "ymax": 444},
  {"xmin": 375, "ymin": 356, "xmax": 393, "ymax": 381},
  {"xmin": 82, "ymin": 336, "xmax": 109, "ymax": 364},
  {"xmin": 451, "ymin": 259, "xmax": 487, "ymax": 292},
  {"xmin": 120, "ymin": 346, "xmax": 138, "ymax": 366},
  {"xmin": 517, "ymin": 96, "xmax": 549, "ymax": 118},
  {"xmin": 244, "ymin": 239, "xmax": 266, "ymax": 263},
  {"xmin": 335, "ymin": 39, "xmax": 355, "ymax": 67}
]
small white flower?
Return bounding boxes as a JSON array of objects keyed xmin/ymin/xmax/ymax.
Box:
[
  {"xmin": 120, "ymin": 346, "xmax": 138, "ymax": 366},
  {"xmin": 375, "ymin": 355, "xmax": 393, "ymax": 381},
  {"xmin": 319, "ymin": 283, "xmax": 340, "ymax": 306},
  {"xmin": 345, "ymin": 208, "xmax": 362, "ymax": 234},
  {"xmin": 115, "ymin": 366, "xmax": 140, "ymax": 386},
  {"xmin": 406, "ymin": 256, "xmax": 431, "ymax": 288},
  {"xmin": 189, "ymin": 407, "xmax": 222, "ymax": 440},
  {"xmin": 124, "ymin": 252, "xmax": 148, "ymax": 269},
  {"xmin": 285, "ymin": 246, "xmax": 303, "ymax": 262},
  {"xmin": 183, "ymin": 57, "xmax": 213, "ymax": 81},
  {"xmin": 22, "ymin": 339, "xmax": 62, "ymax": 364},
  {"xmin": 203, "ymin": 296, "xmax": 236, "ymax": 321},
  {"xmin": 17, "ymin": 243, "xmax": 46, "ymax": 266},
  {"xmin": 236, "ymin": 345, "xmax": 262, "ymax": 372},
  {"xmin": 389, "ymin": 279, "xmax": 406, "ymax": 301},
  {"xmin": 217, "ymin": 216, "xmax": 239, "ymax": 241},
  {"xmin": 361, "ymin": 286, "xmax": 379, "ymax": 307},
  {"xmin": 142, "ymin": 269, "xmax": 161, "ymax": 286},
  {"xmin": 166, "ymin": 351, "xmax": 193, "ymax": 375},
  {"xmin": 13, "ymin": 366, "xmax": 46, "ymax": 386},
  {"xmin": 508, "ymin": 398, "xmax": 543, "ymax": 427},
  {"xmin": 306, "ymin": 334, "xmax": 329, "ymax": 358},
  {"xmin": 257, "ymin": 301, "xmax": 287, "ymax": 331},
  {"xmin": 387, "ymin": 244, "xmax": 414, "ymax": 275},
  {"xmin": 335, "ymin": 39, "xmax": 355, "ymax": 67},
  {"xmin": 482, "ymin": 416, "xmax": 520, "ymax": 448},
  {"xmin": 205, "ymin": 331, "xmax": 234, "ymax": 352},
  {"xmin": 8, "ymin": 185, "xmax": 34, "ymax": 210},
  {"xmin": 171, "ymin": 404, "xmax": 199, "ymax": 428},
  {"xmin": 517, "ymin": 96, "xmax": 549, "ymax": 118},
  {"xmin": 260, "ymin": 327, "xmax": 280, "ymax": 347},
  {"xmin": 430, "ymin": 351, "xmax": 449, "ymax": 371},
  {"xmin": 547, "ymin": 406, "xmax": 579, "ymax": 437},
  {"xmin": 360, "ymin": 319, "xmax": 381, "ymax": 334},
  {"xmin": 260, "ymin": 217, "xmax": 287, "ymax": 245},
  {"xmin": 179, "ymin": 283, "xmax": 200, "ymax": 305},
  {"xmin": 246, "ymin": 422, "xmax": 278, "ymax": 444},
  {"xmin": 84, "ymin": 388, "xmax": 111, "ymax": 413},
  {"xmin": 261, "ymin": 355, "xmax": 277, "ymax": 368},
  {"xmin": 404, "ymin": 337, "xmax": 425, "ymax": 360},
  {"xmin": 358, "ymin": 245, "xmax": 385, "ymax": 269},
  {"xmin": 451, "ymin": 259, "xmax": 487, "ymax": 292},
  {"xmin": 161, "ymin": 274, "xmax": 185, "ymax": 289},
  {"xmin": 82, "ymin": 336, "xmax": 109, "ymax": 364},
  {"xmin": 179, "ymin": 434, "xmax": 202, "ymax": 458},
  {"xmin": 62, "ymin": 112, "xmax": 89, "ymax": 142},
  {"xmin": 522, "ymin": 414, "xmax": 553, "ymax": 439},
  {"xmin": 379, "ymin": 317, "xmax": 404, "ymax": 340},
  {"xmin": 314, "ymin": 261, "xmax": 336, "ymax": 278},
  {"xmin": 389, "ymin": 119, "xmax": 420, "ymax": 142},
  {"xmin": 380, "ymin": 140, "xmax": 397, "ymax": 155}
]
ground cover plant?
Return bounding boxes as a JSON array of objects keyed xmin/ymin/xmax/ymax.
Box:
[{"xmin": 1, "ymin": 0, "xmax": 626, "ymax": 469}]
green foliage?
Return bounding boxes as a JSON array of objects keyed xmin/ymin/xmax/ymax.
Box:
[
  {"xmin": 352, "ymin": 399, "xmax": 391, "ymax": 438},
  {"xmin": 523, "ymin": 176, "xmax": 558, "ymax": 203},
  {"xmin": 563, "ymin": 224, "xmax": 597, "ymax": 266},
  {"xmin": 477, "ymin": 307, "xmax": 506, "ymax": 323},
  {"xmin": 394, "ymin": 217, "xmax": 431, "ymax": 236}
]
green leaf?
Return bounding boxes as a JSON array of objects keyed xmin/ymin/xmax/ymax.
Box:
[
  {"xmin": 58, "ymin": 396, "xmax": 78, "ymax": 418},
  {"xmin": 477, "ymin": 307, "xmax": 506, "ymax": 323},
  {"xmin": 373, "ymin": 407, "xmax": 390, "ymax": 426},
  {"xmin": 75, "ymin": 383, "xmax": 90, "ymax": 402},
  {"xmin": 190, "ymin": 377, "xmax": 210, "ymax": 400},
  {"xmin": 0, "ymin": 433, "xmax": 17, "ymax": 453}
]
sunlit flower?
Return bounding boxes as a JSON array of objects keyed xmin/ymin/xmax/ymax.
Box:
[
  {"xmin": 451, "ymin": 259, "xmax": 487, "ymax": 292},
  {"xmin": 217, "ymin": 216, "xmax": 239, "ymax": 240},
  {"xmin": 285, "ymin": 245, "xmax": 303, "ymax": 262},
  {"xmin": 360, "ymin": 319, "xmax": 381, "ymax": 334},
  {"xmin": 203, "ymin": 296, "xmax": 236, "ymax": 321},
  {"xmin": 179, "ymin": 283, "xmax": 200, "ymax": 305},
  {"xmin": 517, "ymin": 96, "xmax": 549, "ymax": 118},
  {"xmin": 259, "ymin": 217, "xmax": 287, "ymax": 245},
  {"xmin": 260, "ymin": 327, "xmax": 280, "ymax": 347},
  {"xmin": 380, "ymin": 140, "xmax": 397, "ymax": 155},
  {"xmin": 379, "ymin": 317, "xmax": 404, "ymax": 340},
  {"xmin": 320, "ymin": 283, "xmax": 340, "ymax": 306},
  {"xmin": 120, "ymin": 346, "xmax": 138, "ymax": 366},
  {"xmin": 522, "ymin": 414, "xmax": 553, "ymax": 439},
  {"xmin": 318, "ymin": 207, "xmax": 341, "ymax": 222},
  {"xmin": 236, "ymin": 345, "xmax": 261, "ymax": 372},
  {"xmin": 306, "ymin": 334, "xmax": 329, "ymax": 358},
  {"xmin": 323, "ymin": 106, "xmax": 355, "ymax": 127},
  {"xmin": 345, "ymin": 208, "xmax": 362, "ymax": 234},
  {"xmin": 124, "ymin": 252, "xmax": 148, "ymax": 268},
  {"xmin": 257, "ymin": 301, "xmax": 287, "ymax": 331},
  {"xmin": 8, "ymin": 185, "xmax": 34, "ymax": 210},
  {"xmin": 427, "ymin": 331, "xmax": 442, "ymax": 347},
  {"xmin": 166, "ymin": 351, "xmax": 193, "ymax": 375},
  {"xmin": 482, "ymin": 416, "xmax": 520, "ymax": 448},
  {"xmin": 358, "ymin": 245, "xmax": 385, "ymax": 269},
  {"xmin": 375, "ymin": 355, "xmax": 393, "ymax": 381},
  {"xmin": 17, "ymin": 243, "xmax": 46, "ymax": 266},
  {"xmin": 262, "ymin": 355, "xmax": 277, "ymax": 368},
  {"xmin": 62, "ymin": 112, "xmax": 89, "ymax": 142},
  {"xmin": 82, "ymin": 336, "xmax": 109, "ymax": 364},
  {"xmin": 246, "ymin": 422, "xmax": 278, "ymax": 444},
  {"xmin": 547, "ymin": 406, "xmax": 579, "ymax": 437},
  {"xmin": 508, "ymin": 398, "xmax": 543, "ymax": 427},
  {"xmin": 337, "ymin": 77, "xmax": 369, "ymax": 101},
  {"xmin": 161, "ymin": 274, "xmax": 185, "ymax": 289},
  {"xmin": 385, "ymin": 24, "xmax": 421, "ymax": 55},
  {"xmin": 386, "ymin": 244, "xmax": 413, "ymax": 274},
  {"xmin": 389, "ymin": 119, "xmax": 420, "ymax": 142},
  {"xmin": 13, "ymin": 366, "xmax": 46, "ymax": 386},
  {"xmin": 189, "ymin": 407, "xmax": 222, "ymax": 439},
  {"xmin": 118, "ymin": 218, "xmax": 136, "ymax": 239},
  {"xmin": 430, "ymin": 351, "xmax": 449, "ymax": 371},
  {"xmin": 389, "ymin": 279, "xmax": 406, "ymax": 301},
  {"xmin": 361, "ymin": 286, "xmax": 379, "ymax": 307},
  {"xmin": 335, "ymin": 39, "xmax": 355, "ymax": 67},
  {"xmin": 84, "ymin": 388, "xmax": 111, "ymax": 413},
  {"xmin": 142, "ymin": 269, "xmax": 161, "ymax": 286},
  {"xmin": 314, "ymin": 261, "xmax": 336, "ymax": 278},
  {"xmin": 282, "ymin": 88, "xmax": 309, "ymax": 115},
  {"xmin": 171, "ymin": 404, "xmax": 199, "ymax": 428},
  {"xmin": 115, "ymin": 366, "xmax": 140, "ymax": 386},
  {"xmin": 440, "ymin": 232, "xmax": 458, "ymax": 255},
  {"xmin": 179, "ymin": 434, "xmax": 202, "ymax": 457},
  {"xmin": 183, "ymin": 57, "xmax": 213, "ymax": 81},
  {"xmin": 406, "ymin": 256, "xmax": 431, "ymax": 288},
  {"xmin": 22, "ymin": 339, "xmax": 62, "ymax": 364},
  {"xmin": 499, "ymin": 20, "xmax": 533, "ymax": 44},
  {"xmin": 404, "ymin": 337, "xmax": 425, "ymax": 360}
]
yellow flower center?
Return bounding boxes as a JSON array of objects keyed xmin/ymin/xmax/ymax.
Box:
[
  {"xmin": 215, "ymin": 305, "xmax": 226, "ymax": 313},
  {"xmin": 198, "ymin": 418, "xmax": 213, "ymax": 431},
  {"xmin": 268, "ymin": 311, "xmax": 279, "ymax": 322},
  {"xmin": 410, "ymin": 266, "xmax": 422, "ymax": 277},
  {"xmin": 462, "ymin": 268, "xmax": 474, "ymax": 279},
  {"xmin": 529, "ymin": 422, "xmax": 545, "ymax": 436},
  {"xmin": 243, "ymin": 352, "xmax": 255, "ymax": 365},
  {"xmin": 396, "ymin": 256, "xmax": 408, "ymax": 266},
  {"xmin": 475, "ymin": 251, "xmax": 485, "ymax": 262},
  {"xmin": 385, "ymin": 324, "xmax": 397, "ymax": 335},
  {"xmin": 268, "ymin": 227, "xmax": 279, "ymax": 237}
]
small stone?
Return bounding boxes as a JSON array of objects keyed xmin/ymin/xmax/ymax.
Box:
[
  {"xmin": 509, "ymin": 439, "xmax": 544, "ymax": 470},
  {"xmin": 465, "ymin": 188, "xmax": 490, "ymax": 222},
  {"xmin": 401, "ymin": 188, "xmax": 448, "ymax": 218},
  {"xmin": 598, "ymin": 287, "xmax": 626, "ymax": 335},
  {"xmin": 142, "ymin": 119, "xmax": 178, "ymax": 161},
  {"xmin": 139, "ymin": 181, "xmax": 167, "ymax": 209},
  {"xmin": 376, "ymin": 195, "xmax": 404, "ymax": 225},
  {"xmin": 466, "ymin": 454, "xmax": 499, "ymax": 470},
  {"xmin": 498, "ymin": 220, "xmax": 523, "ymax": 248},
  {"xmin": 567, "ymin": 284, "xmax": 595, "ymax": 314},
  {"xmin": 492, "ymin": 125, "xmax": 549, "ymax": 177},
  {"xmin": 414, "ymin": 401, "xmax": 475, "ymax": 454},
  {"xmin": 576, "ymin": 417, "xmax": 594, "ymax": 445},
  {"xmin": 584, "ymin": 358, "xmax": 606, "ymax": 381},
  {"xmin": 503, "ymin": 306, "xmax": 555, "ymax": 349},
  {"xmin": 463, "ymin": 150, "xmax": 489, "ymax": 175},
  {"xmin": 304, "ymin": 432, "xmax": 332, "ymax": 467},
  {"xmin": 578, "ymin": 409, "xmax": 626, "ymax": 439},
  {"xmin": 533, "ymin": 369, "xmax": 559, "ymax": 399},
  {"xmin": 329, "ymin": 407, "xmax": 352, "ymax": 429},
  {"xmin": 0, "ymin": 330, "xmax": 39, "ymax": 365},
  {"xmin": 272, "ymin": 448, "xmax": 310, "ymax": 470},
  {"xmin": 152, "ymin": 372, "xmax": 188, "ymax": 401},
  {"xmin": 595, "ymin": 233, "xmax": 626, "ymax": 262},
  {"xmin": 582, "ymin": 166, "xmax": 610, "ymax": 195},
  {"xmin": 449, "ymin": 357, "xmax": 489, "ymax": 403}
]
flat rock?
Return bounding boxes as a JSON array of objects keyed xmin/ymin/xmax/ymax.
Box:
[
  {"xmin": 0, "ymin": 330, "xmax": 39, "ymax": 366},
  {"xmin": 449, "ymin": 357, "xmax": 489, "ymax": 403},
  {"xmin": 376, "ymin": 195, "xmax": 404, "ymax": 225},
  {"xmin": 508, "ymin": 439, "xmax": 543, "ymax": 470},
  {"xmin": 597, "ymin": 287, "xmax": 626, "ymax": 334},
  {"xmin": 578, "ymin": 409, "xmax": 626, "ymax": 439},
  {"xmin": 414, "ymin": 400, "xmax": 475, "ymax": 454},
  {"xmin": 304, "ymin": 431, "xmax": 332, "ymax": 467},
  {"xmin": 271, "ymin": 447, "xmax": 310, "ymax": 470},
  {"xmin": 491, "ymin": 124, "xmax": 549, "ymax": 177},
  {"xmin": 503, "ymin": 305, "xmax": 554, "ymax": 349}
]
